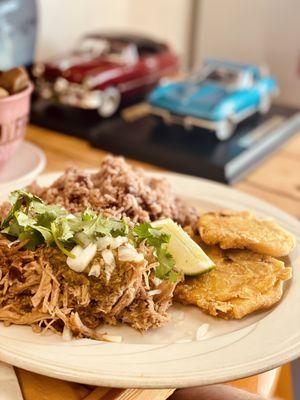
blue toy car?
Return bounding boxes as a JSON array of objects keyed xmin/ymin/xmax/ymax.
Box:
[{"xmin": 148, "ymin": 59, "xmax": 278, "ymax": 140}]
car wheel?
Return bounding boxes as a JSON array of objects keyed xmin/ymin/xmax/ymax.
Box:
[
  {"xmin": 98, "ymin": 87, "xmax": 121, "ymax": 118},
  {"xmin": 216, "ymin": 120, "xmax": 235, "ymax": 141},
  {"xmin": 258, "ymin": 94, "xmax": 271, "ymax": 114}
]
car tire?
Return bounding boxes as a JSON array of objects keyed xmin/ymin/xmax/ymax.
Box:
[
  {"xmin": 258, "ymin": 94, "xmax": 271, "ymax": 114},
  {"xmin": 216, "ymin": 120, "xmax": 235, "ymax": 141},
  {"xmin": 98, "ymin": 87, "xmax": 121, "ymax": 118}
]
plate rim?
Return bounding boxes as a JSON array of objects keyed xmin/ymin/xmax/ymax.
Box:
[{"xmin": 0, "ymin": 141, "xmax": 46, "ymax": 190}]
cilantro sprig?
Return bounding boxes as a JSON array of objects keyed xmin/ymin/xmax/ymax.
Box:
[{"xmin": 133, "ymin": 222, "xmax": 178, "ymax": 282}]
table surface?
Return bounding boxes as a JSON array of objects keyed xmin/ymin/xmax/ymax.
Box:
[{"xmin": 16, "ymin": 122, "xmax": 299, "ymax": 400}]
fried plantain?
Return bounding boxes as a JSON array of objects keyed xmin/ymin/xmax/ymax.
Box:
[
  {"xmin": 198, "ymin": 210, "xmax": 296, "ymax": 257},
  {"xmin": 175, "ymin": 246, "xmax": 292, "ymax": 319}
]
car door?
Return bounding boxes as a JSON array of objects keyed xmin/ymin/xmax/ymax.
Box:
[
  {"xmin": 113, "ymin": 44, "xmax": 152, "ymax": 97},
  {"xmin": 231, "ymin": 71, "xmax": 261, "ymax": 114},
  {"xmin": 141, "ymin": 45, "xmax": 179, "ymax": 87}
]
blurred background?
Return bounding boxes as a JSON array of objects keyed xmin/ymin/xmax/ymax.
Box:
[
  {"xmin": 3, "ymin": 0, "xmax": 296, "ymax": 105},
  {"xmin": 1, "ymin": 0, "xmax": 300, "ymax": 192},
  {"xmin": 2, "ymin": 0, "xmax": 300, "ymax": 107}
]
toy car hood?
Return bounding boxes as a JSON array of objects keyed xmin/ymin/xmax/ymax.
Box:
[
  {"xmin": 155, "ymin": 82, "xmax": 229, "ymax": 111},
  {"xmin": 43, "ymin": 54, "xmax": 123, "ymax": 84}
]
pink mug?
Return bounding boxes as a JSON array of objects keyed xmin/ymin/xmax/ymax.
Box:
[{"xmin": 0, "ymin": 83, "xmax": 33, "ymax": 169}]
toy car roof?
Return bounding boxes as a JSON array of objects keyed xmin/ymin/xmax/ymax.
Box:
[
  {"xmin": 205, "ymin": 59, "xmax": 261, "ymax": 75},
  {"xmin": 82, "ymin": 32, "xmax": 166, "ymax": 51}
]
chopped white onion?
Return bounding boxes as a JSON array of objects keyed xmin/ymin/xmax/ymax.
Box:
[
  {"xmin": 67, "ymin": 243, "xmax": 97, "ymax": 272},
  {"xmin": 97, "ymin": 236, "xmax": 113, "ymax": 251},
  {"xmin": 62, "ymin": 326, "xmax": 73, "ymax": 341},
  {"xmin": 102, "ymin": 248, "xmax": 116, "ymax": 267},
  {"xmin": 88, "ymin": 263, "xmax": 101, "ymax": 278},
  {"xmin": 102, "ymin": 249, "xmax": 116, "ymax": 282},
  {"xmin": 75, "ymin": 232, "xmax": 91, "ymax": 248},
  {"xmin": 102, "ymin": 334, "xmax": 123, "ymax": 343},
  {"xmin": 118, "ymin": 244, "xmax": 144, "ymax": 263},
  {"xmin": 110, "ymin": 236, "xmax": 128, "ymax": 249},
  {"xmin": 196, "ymin": 323, "xmax": 210, "ymax": 341},
  {"xmin": 147, "ymin": 289, "xmax": 162, "ymax": 296},
  {"xmin": 153, "ymin": 276, "xmax": 163, "ymax": 287}
]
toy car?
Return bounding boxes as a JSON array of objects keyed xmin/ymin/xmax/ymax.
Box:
[
  {"xmin": 32, "ymin": 33, "xmax": 179, "ymax": 117},
  {"xmin": 149, "ymin": 59, "xmax": 278, "ymax": 140}
]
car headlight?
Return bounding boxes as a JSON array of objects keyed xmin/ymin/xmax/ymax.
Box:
[
  {"xmin": 54, "ymin": 77, "xmax": 69, "ymax": 93},
  {"xmin": 32, "ymin": 63, "xmax": 45, "ymax": 78},
  {"xmin": 83, "ymin": 90, "xmax": 102, "ymax": 108},
  {"xmin": 40, "ymin": 84, "xmax": 53, "ymax": 99},
  {"xmin": 215, "ymin": 103, "xmax": 235, "ymax": 119},
  {"xmin": 83, "ymin": 76, "xmax": 95, "ymax": 89}
]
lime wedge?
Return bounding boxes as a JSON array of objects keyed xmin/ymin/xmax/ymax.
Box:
[{"xmin": 151, "ymin": 219, "xmax": 215, "ymax": 276}]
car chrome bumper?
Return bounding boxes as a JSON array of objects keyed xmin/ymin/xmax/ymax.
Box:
[
  {"xmin": 149, "ymin": 106, "xmax": 223, "ymax": 132},
  {"xmin": 35, "ymin": 78, "xmax": 102, "ymax": 109}
]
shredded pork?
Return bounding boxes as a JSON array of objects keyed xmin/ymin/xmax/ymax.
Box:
[{"xmin": 0, "ymin": 236, "xmax": 177, "ymax": 339}]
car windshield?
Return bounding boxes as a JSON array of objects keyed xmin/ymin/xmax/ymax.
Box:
[
  {"xmin": 75, "ymin": 38, "xmax": 109, "ymax": 56},
  {"xmin": 74, "ymin": 38, "xmax": 135, "ymax": 64},
  {"xmin": 194, "ymin": 66, "xmax": 240, "ymax": 86}
]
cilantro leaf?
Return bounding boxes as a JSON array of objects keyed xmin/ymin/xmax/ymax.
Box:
[
  {"xmin": 50, "ymin": 222, "xmax": 75, "ymax": 258},
  {"xmin": 14, "ymin": 210, "xmax": 53, "ymax": 246},
  {"xmin": 105, "ymin": 218, "xmax": 128, "ymax": 237},
  {"xmin": 155, "ymin": 246, "xmax": 175, "ymax": 279},
  {"xmin": 167, "ymin": 269, "xmax": 181, "ymax": 283},
  {"xmin": 133, "ymin": 222, "xmax": 170, "ymax": 248},
  {"xmin": 32, "ymin": 225, "xmax": 53, "ymax": 244},
  {"xmin": 1, "ymin": 190, "xmax": 42, "ymax": 228},
  {"xmin": 53, "ymin": 218, "xmax": 74, "ymax": 241},
  {"xmin": 82, "ymin": 208, "xmax": 96, "ymax": 221},
  {"xmin": 81, "ymin": 215, "xmax": 107, "ymax": 237},
  {"xmin": 132, "ymin": 222, "xmax": 152, "ymax": 238},
  {"xmin": 14, "ymin": 211, "xmax": 36, "ymax": 227},
  {"xmin": 19, "ymin": 230, "xmax": 44, "ymax": 251},
  {"xmin": 133, "ymin": 222, "xmax": 177, "ymax": 282}
]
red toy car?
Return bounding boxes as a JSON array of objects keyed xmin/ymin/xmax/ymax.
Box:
[{"xmin": 32, "ymin": 33, "xmax": 179, "ymax": 117}]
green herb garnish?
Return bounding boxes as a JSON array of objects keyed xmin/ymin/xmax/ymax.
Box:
[
  {"xmin": 1, "ymin": 190, "xmax": 127, "ymax": 254},
  {"xmin": 133, "ymin": 222, "xmax": 178, "ymax": 281},
  {"xmin": 1, "ymin": 190, "xmax": 178, "ymax": 282}
]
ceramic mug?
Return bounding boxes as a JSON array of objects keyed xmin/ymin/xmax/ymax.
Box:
[{"xmin": 0, "ymin": 83, "xmax": 33, "ymax": 168}]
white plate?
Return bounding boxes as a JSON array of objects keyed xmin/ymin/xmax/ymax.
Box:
[
  {"xmin": 0, "ymin": 141, "xmax": 46, "ymax": 197},
  {"xmin": 0, "ymin": 170, "xmax": 299, "ymax": 388}
]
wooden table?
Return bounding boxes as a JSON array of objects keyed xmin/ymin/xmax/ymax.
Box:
[{"xmin": 15, "ymin": 123, "xmax": 299, "ymax": 400}]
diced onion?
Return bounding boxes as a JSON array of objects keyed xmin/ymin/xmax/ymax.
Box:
[
  {"xmin": 62, "ymin": 326, "xmax": 73, "ymax": 341},
  {"xmin": 67, "ymin": 243, "xmax": 97, "ymax": 272},
  {"xmin": 110, "ymin": 236, "xmax": 128, "ymax": 249},
  {"xmin": 97, "ymin": 236, "xmax": 113, "ymax": 251},
  {"xmin": 88, "ymin": 263, "xmax": 101, "ymax": 278},
  {"xmin": 102, "ymin": 249, "xmax": 116, "ymax": 282},
  {"xmin": 102, "ymin": 249, "xmax": 116, "ymax": 267},
  {"xmin": 147, "ymin": 289, "xmax": 161, "ymax": 296},
  {"xmin": 196, "ymin": 323, "xmax": 210, "ymax": 341},
  {"xmin": 118, "ymin": 244, "xmax": 144, "ymax": 263},
  {"xmin": 153, "ymin": 276, "xmax": 163, "ymax": 287}
]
